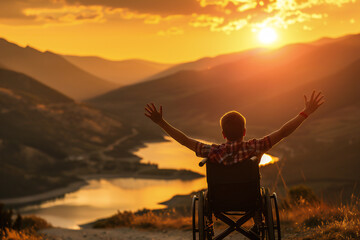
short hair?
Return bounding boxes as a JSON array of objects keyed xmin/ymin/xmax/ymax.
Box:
[{"xmin": 220, "ymin": 111, "xmax": 246, "ymax": 141}]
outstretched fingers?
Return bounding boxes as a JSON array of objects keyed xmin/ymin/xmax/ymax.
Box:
[
  {"xmin": 310, "ymin": 90, "xmax": 315, "ymax": 102},
  {"xmin": 145, "ymin": 107, "xmax": 152, "ymax": 114},
  {"xmin": 316, "ymin": 95, "xmax": 324, "ymax": 103},
  {"xmin": 147, "ymin": 104, "xmax": 154, "ymax": 111},
  {"xmin": 151, "ymin": 103, "xmax": 158, "ymax": 112},
  {"xmin": 317, "ymin": 96, "xmax": 325, "ymax": 107}
]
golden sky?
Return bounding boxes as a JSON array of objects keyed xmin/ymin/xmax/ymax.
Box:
[{"xmin": 0, "ymin": 0, "xmax": 359, "ymax": 63}]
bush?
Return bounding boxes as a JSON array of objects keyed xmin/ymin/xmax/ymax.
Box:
[
  {"xmin": 93, "ymin": 208, "xmax": 191, "ymax": 230},
  {"xmin": 21, "ymin": 215, "xmax": 52, "ymax": 231},
  {"xmin": 0, "ymin": 203, "xmax": 52, "ymax": 239},
  {"xmin": 93, "ymin": 211, "xmax": 134, "ymax": 228},
  {"xmin": 287, "ymin": 185, "xmax": 319, "ymax": 206}
]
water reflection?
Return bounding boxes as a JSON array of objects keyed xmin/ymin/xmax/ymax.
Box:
[{"xmin": 21, "ymin": 177, "xmax": 206, "ymax": 229}]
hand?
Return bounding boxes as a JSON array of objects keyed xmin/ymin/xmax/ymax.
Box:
[
  {"xmin": 145, "ymin": 103, "xmax": 163, "ymax": 124},
  {"xmin": 303, "ymin": 90, "xmax": 325, "ymax": 115}
]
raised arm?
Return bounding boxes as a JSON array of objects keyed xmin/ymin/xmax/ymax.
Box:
[
  {"xmin": 144, "ymin": 103, "xmax": 199, "ymax": 152},
  {"xmin": 269, "ymin": 90, "xmax": 325, "ymax": 146}
]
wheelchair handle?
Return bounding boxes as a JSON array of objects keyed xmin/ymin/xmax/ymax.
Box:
[
  {"xmin": 198, "ymin": 156, "xmax": 258, "ymax": 167},
  {"xmin": 199, "ymin": 158, "xmax": 208, "ymax": 167}
]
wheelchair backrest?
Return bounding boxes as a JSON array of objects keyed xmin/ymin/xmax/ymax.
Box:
[{"xmin": 206, "ymin": 157, "xmax": 260, "ymax": 212}]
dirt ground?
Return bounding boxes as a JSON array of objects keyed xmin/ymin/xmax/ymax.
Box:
[{"xmin": 40, "ymin": 227, "xmax": 305, "ymax": 240}]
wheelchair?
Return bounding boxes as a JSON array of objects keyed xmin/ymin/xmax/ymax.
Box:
[{"xmin": 192, "ymin": 156, "xmax": 281, "ymax": 240}]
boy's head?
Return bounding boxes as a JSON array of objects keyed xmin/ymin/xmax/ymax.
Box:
[{"xmin": 220, "ymin": 111, "xmax": 246, "ymax": 141}]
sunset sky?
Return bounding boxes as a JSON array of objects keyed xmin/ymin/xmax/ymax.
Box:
[{"xmin": 0, "ymin": 0, "xmax": 359, "ymax": 63}]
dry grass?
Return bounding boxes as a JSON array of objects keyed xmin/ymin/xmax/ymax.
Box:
[
  {"xmin": 1, "ymin": 215, "xmax": 52, "ymax": 240},
  {"xmin": 3, "ymin": 228, "xmax": 43, "ymax": 240},
  {"xmin": 280, "ymin": 195, "xmax": 360, "ymax": 240},
  {"xmin": 92, "ymin": 201, "xmax": 360, "ymax": 239},
  {"xmin": 93, "ymin": 209, "xmax": 192, "ymax": 230}
]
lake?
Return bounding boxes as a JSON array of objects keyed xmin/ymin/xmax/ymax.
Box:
[{"xmin": 19, "ymin": 137, "xmax": 277, "ymax": 229}]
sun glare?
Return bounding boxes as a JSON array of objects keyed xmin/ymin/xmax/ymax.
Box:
[
  {"xmin": 258, "ymin": 27, "xmax": 278, "ymax": 44},
  {"xmin": 260, "ymin": 154, "xmax": 279, "ymax": 166}
]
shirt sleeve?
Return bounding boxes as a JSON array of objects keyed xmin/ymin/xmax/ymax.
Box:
[
  {"xmin": 195, "ymin": 142, "xmax": 212, "ymax": 158},
  {"xmin": 248, "ymin": 136, "xmax": 272, "ymax": 155}
]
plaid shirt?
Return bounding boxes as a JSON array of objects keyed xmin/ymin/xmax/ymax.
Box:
[{"xmin": 195, "ymin": 136, "xmax": 272, "ymax": 165}]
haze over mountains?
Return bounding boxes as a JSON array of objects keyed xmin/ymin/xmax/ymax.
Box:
[
  {"xmin": 0, "ymin": 38, "xmax": 117, "ymax": 100},
  {"xmin": 64, "ymin": 55, "xmax": 174, "ymax": 86},
  {"xmin": 146, "ymin": 48, "xmax": 267, "ymax": 81}
]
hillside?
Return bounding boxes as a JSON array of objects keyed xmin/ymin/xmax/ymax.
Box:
[
  {"xmin": 0, "ymin": 68, "xmax": 127, "ymax": 198},
  {"xmin": 63, "ymin": 55, "xmax": 174, "ymax": 86},
  {"xmin": 0, "ymin": 38, "xmax": 117, "ymax": 100},
  {"xmin": 147, "ymin": 48, "xmax": 266, "ymax": 81}
]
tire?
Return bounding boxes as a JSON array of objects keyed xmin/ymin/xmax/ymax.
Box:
[
  {"xmin": 192, "ymin": 195, "xmax": 198, "ymax": 240},
  {"xmin": 264, "ymin": 188, "xmax": 275, "ymax": 240},
  {"xmin": 198, "ymin": 191, "xmax": 206, "ymax": 240},
  {"xmin": 272, "ymin": 193, "xmax": 281, "ymax": 240}
]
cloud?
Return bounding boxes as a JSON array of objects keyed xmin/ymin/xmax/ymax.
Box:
[
  {"xmin": 23, "ymin": 5, "xmax": 105, "ymax": 25},
  {"xmin": 0, "ymin": 0, "xmax": 52, "ymax": 24},
  {"xmin": 0, "ymin": 0, "xmax": 357, "ymax": 32},
  {"xmin": 189, "ymin": 14, "xmax": 248, "ymax": 33},
  {"xmin": 104, "ymin": 8, "xmax": 163, "ymax": 24},
  {"xmin": 64, "ymin": 0, "xmax": 221, "ymax": 16},
  {"xmin": 157, "ymin": 27, "xmax": 185, "ymax": 36}
]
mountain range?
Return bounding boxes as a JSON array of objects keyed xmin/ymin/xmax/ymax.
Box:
[
  {"xmin": 89, "ymin": 34, "xmax": 360, "ymax": 129},
  {"xmin": 0, "ymin": 38, "xmax": 118, "ymax": 100},
  {"xmin": 63, "ymin": 55, "xmax": 174, "ymax": 86}
]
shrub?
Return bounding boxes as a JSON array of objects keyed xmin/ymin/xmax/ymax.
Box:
[
  {"xmin": 287, "ymin": 185, "xmax": 319, "ymax": 206},
  {"xmin": 93, "ymin": 208, "xmax": 191, "ymax": 230},
  {"xmin": 21, "ymin": 215, "xmax": 52, "ymax": 231}
]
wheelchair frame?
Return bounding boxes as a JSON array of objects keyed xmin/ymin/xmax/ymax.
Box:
[{"xmin": 192, "ymin": 157, "xmax": 281, "ymax": 240}]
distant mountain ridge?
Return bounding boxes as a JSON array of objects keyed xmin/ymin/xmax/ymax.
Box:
[
  {"xmin": 146, "ymin": 48, "xmax": 266, "ymax": 81},
  {"xmin": 0, "ymin": 38, "xmax": 117, "ymax": 100},
  {"xmin": 89, "ymin": 34, "xmax": 360, "ymax": 128},
  {"xmin": 63, "ymin": 55, "xmax": 174, "ymax": 86}
]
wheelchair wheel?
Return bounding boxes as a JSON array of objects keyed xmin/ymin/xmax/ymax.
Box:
[
  {"xmin": 192, "ymin": 194, "xmax": 198, "ymax": 240},
  {"xmin": 192, "ymin": 192, "xmax": 207, "ymax": 240},
  {"xmin": 271, "ymin": 193, "xmax": 281, "ymax": 240},
  {"xmin": 264, "ymin": 188, "xmax": 275, "ymax": 240},
  {"xmin": 198, "ymin": 191, "xmax": 206, "ymax": 240}
]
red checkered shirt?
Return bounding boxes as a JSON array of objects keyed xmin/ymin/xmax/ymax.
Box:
[{"xmin": 195, "ymin": 136, "xmax": 272, "ymax": 165}]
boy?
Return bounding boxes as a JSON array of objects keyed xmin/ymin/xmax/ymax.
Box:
[
  {"xmin": 144, "ymin": 90, "xmax": 324, "ymax": 164},
  {"xmin": 145, "ymin": 90, "xmax": 324, "ymax": 232}
]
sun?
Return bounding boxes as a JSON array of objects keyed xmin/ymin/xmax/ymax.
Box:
[{"xmin": 258, "ymin": 27, "xmax": 278, "ymax": 44}]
